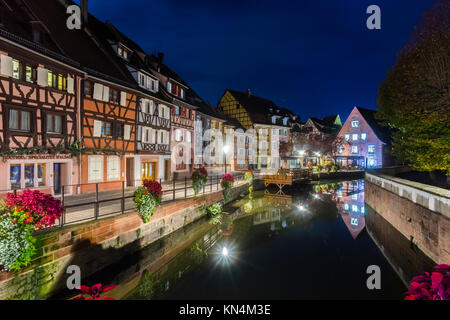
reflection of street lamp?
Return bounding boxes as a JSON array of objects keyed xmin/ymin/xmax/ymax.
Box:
[{"xmin": 223, "ymin": 145, "xmax": 230, "ymax": 174}]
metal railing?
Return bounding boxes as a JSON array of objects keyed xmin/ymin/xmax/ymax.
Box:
[{"xmin": 1, "ymin": 172, "xmax": 253, "ymax": 230}]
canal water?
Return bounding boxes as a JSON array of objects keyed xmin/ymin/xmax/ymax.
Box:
[{"xmin": 58, "ymin": 179, "xmax": 435, "ymax": 300}]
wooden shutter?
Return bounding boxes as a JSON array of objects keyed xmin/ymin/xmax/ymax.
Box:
[
  {"xmin": 102, "ymin": 85, "xmax": 110, "ymax": 102},
  {"xmin": 120, "ymin": 91, "xmax": 127, "ymax": 106},
  {"xmin": 93, "ymin": 83, "xmax": 103, "ymax": 100},
  {"xmin": 124, "ymin": 124, "xmax": 131, "ymax": 140},
  {"xmin": 67, "ymin": 77, "xmax": 75, "ymax": 94},
  {"xmin": 0, "ymin": 55, "xmax": 13, "ymax": 77},
  {"xmin": 93, "ymin": 120, "xmax": 102, "ymax": 137},
  {"xmin": 36, "ymin": 67, "xmax": 49, "ymax": 87}
]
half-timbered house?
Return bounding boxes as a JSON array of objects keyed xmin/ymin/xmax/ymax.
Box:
[
  {"xmin": 92, "ymin": 22, "xmax": 173, "ymax": 184},
  {"xmin": 146, "ymin": 54, "xmax": 197, "ymax": 180},
  {"xmin": 0, "ymin": 0, "xmax": 82, "ymax": 196}
]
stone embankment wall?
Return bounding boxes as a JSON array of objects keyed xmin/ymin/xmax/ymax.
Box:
[
  {"xmin": 365, "ymin": 173, "xmax": 449, "ymax": 265},
  {"xmin": 0, "ymin": 183, "xmax": 250, "ymax": 299}
]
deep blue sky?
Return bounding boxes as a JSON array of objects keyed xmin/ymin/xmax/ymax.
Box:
[{"xmin": 77, "ymin": 0, "xmax": 435, "ymax": 121}]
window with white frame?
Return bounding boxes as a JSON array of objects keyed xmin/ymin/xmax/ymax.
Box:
[
  {"xmin": 351, "ymin": 120, "xmax": 359, "ymax": 128},
  {"xmin": 351, "ymin": 146, "xmax": 358, "ymax": 154},
  {"xmin": 368, "ymin": 144, "xmax": 376, "ymax": 154},
  {"xmin": 344, "ymin": 134, "xmax": 350, "ymax": 141},
  {"xmin": 88, "ymin": 156, "xmax": 103, "ymax": 182},
  {"xmin": 352, "ymin": 134, "xmax": 358, "ymax": 141},
  {"xmin": 107, "ymin": 156, "xmax": 120, "ymax": 180},
  {"xmin": 361, "ymin": 133, "xmax": 367, "ymax": 140}
]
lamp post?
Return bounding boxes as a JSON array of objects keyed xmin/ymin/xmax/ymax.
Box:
[{"xmin": 223, "ymin": 145, "xmax": 230, "ymax": 174}]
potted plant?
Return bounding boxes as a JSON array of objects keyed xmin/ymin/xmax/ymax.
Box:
[
  {"xmin": 191, "ymin": 167, "xmax": 208, "ymax": 196},
  {"xmin": 133, "ymin": 180, "xmax": 162, "ymax": 223},
  {"xmin": 220, "ymin": 173, "xmax": 234, "ymax": 202}
]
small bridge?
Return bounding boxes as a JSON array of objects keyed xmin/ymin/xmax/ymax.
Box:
[{"xmin": 263, "ymin": 169, "xmax": 312, "ymax": 193}]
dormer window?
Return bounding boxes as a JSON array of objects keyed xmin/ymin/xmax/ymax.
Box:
[
  {"xmin": 117, "ymin": 44, "xmax": 129, "ymax": 60},
  {"xmin": 351, "ymin": 120, "xmax": 359, "ymax": 128},
  {"xmin": 137, "ymin": 72, "xmax": 158, "ymax": 93},
  {"xmin": 167, "ymin": 81, "xmax": 185, "ymax": 99}
]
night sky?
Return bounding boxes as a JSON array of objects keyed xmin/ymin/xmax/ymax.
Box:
[{"xmin": 76, "ymin": 0, "xmax": 435, "ymax": 121}]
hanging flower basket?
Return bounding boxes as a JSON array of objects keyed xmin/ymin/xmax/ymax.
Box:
[
  {"xmin": 244, "ymin": 170, "xmax": 254, "ymax": 198},
  {"xmin": 133, "ymin": 180, "xmax": 162, "ymax": 223},
  {"xmin": 191, "ymin": 167, "xmax": 208, "ymax": 196},
  {"xmin": 220, "ymin": 173, "xmax": 234, "ymax": 202}
]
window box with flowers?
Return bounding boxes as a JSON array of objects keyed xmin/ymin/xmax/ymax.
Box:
[{"xmin": 133, "ymin": 180, "xmax": 162, "ymax": 223}]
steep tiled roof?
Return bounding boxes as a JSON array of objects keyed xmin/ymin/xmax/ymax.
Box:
[{"xmin": 224, "ymin": 89, "xmax": 291, "ymax": 126}]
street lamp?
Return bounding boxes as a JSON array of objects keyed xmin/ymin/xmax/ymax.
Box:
[{"xmin": 223, "ymin": 145, "xmax": 230, "ymax": 174}]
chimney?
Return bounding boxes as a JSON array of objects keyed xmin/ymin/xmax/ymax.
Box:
[
  {"xmin": 247, "ymin": 89, "xmax": 251, "ymax": 97},
  {"xmin": 81, "ymin": 0, "xmax": 88, "ymax": 27},
  {"xmin": 157, "ymin": 52, "xmax": 164, "ymax": 65}
]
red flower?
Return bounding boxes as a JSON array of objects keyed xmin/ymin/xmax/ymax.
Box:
[
  {"xmin": 143, "ymin": 180, "xmax": 162, "ymax": 198},
  {"xmin": 78, "ymin": 283, "xmax": 117, "ymax": 299}
]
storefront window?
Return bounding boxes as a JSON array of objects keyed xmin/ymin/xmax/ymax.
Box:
[
  {"xmin": 24, "ymin": 164, "xmax": 34, "ymax": 188},
  {"xmin": 38, "ymin": 164, "xmax": 46, "ymax": 186},
  {"xmin": 10, "ymin": 165, "xmax": 21, "ymax": 189}
]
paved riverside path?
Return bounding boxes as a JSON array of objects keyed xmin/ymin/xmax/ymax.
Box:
[{"xmin": 60, "ymin": 174, "xmax": 249, "ymax": 226}]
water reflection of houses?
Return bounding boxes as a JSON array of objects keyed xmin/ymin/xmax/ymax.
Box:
[
  {"xmin": 333, "ymin": 180, "xmax": 366, "ymax": 239},
  {"xmin": 252, "ymin": 193, "xmax": 292, "ymax": 227}
]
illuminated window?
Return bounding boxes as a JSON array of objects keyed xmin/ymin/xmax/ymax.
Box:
[
  {"xmin": 38, "ymin": 164, "xmax": 46, "ymax": 186},
  {"xmin": 12, "ymin": 59, "xmax": 20, "ymax": 79},
  {"xmin": 361, "ymin": 206, "xmax": 365, "ymax": 214},
  {"xmin": 361, "ymin": 133, "xmax": 367, "ymax": 140},
  {"xmin": 352, "ymin": 205, "xmax": 358, "ymax": 212},
  {"xmin": 351, "ymin": 146, "xmax": 358, "ymax": 154},
  {"xmin": 351, "ymin": 120, "xmax": 359, "ymax": 127},
  {"xmin": 344, "ymin": 203, "xmax": 349, "ymax": 210},
  {"xmin": 10, "ymin": 164, "xmax": 21, "ymax": 189},
  {"xmin": 352, "ymin": 134, "xmax": 358, "ymax": 141},
  {"xmin": 368, "ymin": 145, "xmax": 376, "ymax": 154},
  {"xmin": 24, "ymin": 164, "xmax": 34, "ymax": 188},
  {"xmin": 344, "ymin": 134, "xmax": 350, "ymax": 141}
]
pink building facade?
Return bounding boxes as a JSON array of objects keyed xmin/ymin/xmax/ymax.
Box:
[{"xmin": 335, "ymin": 106, "xmax": 394, "ymax": 168}]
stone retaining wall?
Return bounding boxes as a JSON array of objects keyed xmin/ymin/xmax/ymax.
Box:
[
  {"xmin": 365, "ymin": 173, "xmax": 449, "ymax": 265},
  {"xmin": 0, "ymin": 182, "xmax": 249, "ymax": 300}
]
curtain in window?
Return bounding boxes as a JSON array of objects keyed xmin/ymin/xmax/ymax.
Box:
[
  {"xmin": 21, "ymin": 111, "xmax": 30, "ymax": 131},
  {"xmin": 9, "ymin": 109, "xmax": 18, "ymax": 129}
]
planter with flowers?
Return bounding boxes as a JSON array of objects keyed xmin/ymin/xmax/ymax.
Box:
[
  {"xmin": 133, "ymin": 180, "xmax": 162, "ymax": 223},
  {"xmin": 191, "ymin": 167, "xmax": 208, "ymax": 196},
  {"xmin": 244, "ymin": 170, "xmax": 254, "ymax": 199},
  {"xmin": 0, "ymin": 190, "xmax": 64, "ymax": 271},
  {"xmin": 220, "ymin": 173, "xmax": 234, "ymax": 202},
  {"xmin": 404, "ymin": 264, "xmax": 449, "ymax": 300}
]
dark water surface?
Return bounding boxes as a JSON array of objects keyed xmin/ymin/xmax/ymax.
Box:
[{"xmin": 59, "ymin": 179, "xmax": 436, "ymax": 300}]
